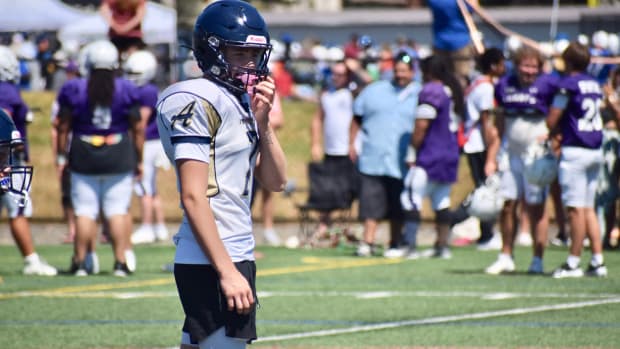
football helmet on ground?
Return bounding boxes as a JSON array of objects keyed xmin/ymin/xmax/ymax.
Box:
[
  {"xmin": 192, "ymin": 0, "xmax": 272, "ymax": 94},
  {"xmin": 0, "ymin": 109, "xmax": 33, "ymax": 205},
  {"xmin": 123, "ymin": 50, "xmax": 157, "ymax": 86}
]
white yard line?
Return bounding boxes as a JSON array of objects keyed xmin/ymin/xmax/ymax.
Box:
[{"xmin": 256, "ymin": 297, "xmax": 620, "ymax": 343}]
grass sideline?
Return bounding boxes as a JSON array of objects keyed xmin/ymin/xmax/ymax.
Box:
[
  {"xmin": 0, "ymin": 242, "xmax": 618, "ymax": 348},
  {"xmin": 21, "ymin": 91, "xmax": 475, "ymax": 222}
]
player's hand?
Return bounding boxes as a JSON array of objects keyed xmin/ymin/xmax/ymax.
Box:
[
  {"xmin": 220, "ymin": 269, "xmax": 254, "ymax": 315},
  {"xmin": 251, "ymin": 76, "xmax": 275, "ymax": 126},
  {"xmin": 311, "ymin": 144, "xmax": 322, "ymax": 162},
  {"xmin": 484, "ymin": 160, "xmax": 497, "ymax": 178}
]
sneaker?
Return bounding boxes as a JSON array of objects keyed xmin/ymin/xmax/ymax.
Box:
[
  {"xmin": 154, "ymin": 223, "xmax": 169, "ymax": 241},
  {"xmin": 585, "ymin": 263, "xmax": 608, "ymax": 277},
  {"xmin": 383, "ymin": 247, "xmax": 409, "ymax": 259},
  {"xmin": 23, "ymin": 258, "xmax": 57, "ymax": 276},
  {"xmin": 125, "ymin": 250, "xmax": 137, "ymax": 273},
  {"xmin": 552, "ymin": 263, "xmax": 584, "ymax": 278},
  {"xmin": 406, "ymin": 250, "xmax": 421, "ymax": 260},
  {"xmin": 550, "ymin": 233, "xmax": 569, "ymax": 247},
  {"xmin": 516, "ymin": 232, "xmax": 533, "ymax": 247},
  {"xmin": 356, "ymin": 242, "xmax": 372, "ymax": 257},
  {"xmin": 485, "ymin": 255, "xmax": 515, "ymax": 275},
  {"xmin": 84, "ymin": 252, "xmax": 100, "ymax": 275},
  {"xmin": 67, "ymin": 259, "xmax": 87, "ymax": 277},
  {"xmin": 477, "ymin": 234, "xmax": 502, "ymax": 251},
  {"xmin": 113, "ymin": 261, "xmax": 132, "ymax": 277},
  {"xmin": 420, "ymin": 247, "xmax": 452, "ymax": 259},
  {"xmin": 263, "ymin": 228, "xmax": 281, "ymax": 246},
  {"xmin": 527, "ymin": 259, "xmax": 544, "ymax": 274},
  {"xmin": 131, "ymin": 224, "xmax": 155, "ymax": 244}
]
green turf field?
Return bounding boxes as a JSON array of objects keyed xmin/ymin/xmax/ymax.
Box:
[{"xmin": 0, "ymin": 242, "xmax": 618, "ymax": 348}]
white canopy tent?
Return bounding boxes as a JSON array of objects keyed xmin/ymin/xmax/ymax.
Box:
[
  {"xmin": 0, "ymin": 0, "xmax": 87, "ymax": 32},
  {"xmin": 58, "ymin": 1, "xmax": 177, "ymax": 45}
]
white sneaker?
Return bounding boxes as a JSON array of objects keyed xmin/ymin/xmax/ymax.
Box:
[
  {"xmin": 131, "ymin": 224, "xmax": 155, "ymax": 244},
  {"xmin": 527, "ymin": 258, "xmax": 544, "ymax": 274},
  {"xmin": 585, "ymin": 263, "xmax": 608, "ymax": 277},
  {"xmin": 406, "ymin": 250, "xmax": 420, "ymax": 260},
  {"xmin": 23, "ymin": 258, "xmax": 57, "ymax": 276},
  {"xmin": 263, "ymin": 228, "xmax": 281, "ymax": 246},
  {"xmin": 516, "ymin": 232, "xmax": 533, "ymax": 247},
  {"xmin": 552, "ymin": 263, "xmax": 584, "ymax": 278},
  {"xmin": 383, "ymin": 247, "xmax": 408, "ymax": 259},
  {"xmin": 485, "ymin": 255, "xmax": 515, "ymax": 275},
  {"xmin": 356, "ymin": 242, "xmax": 372, "ymax": 257},
  {"xmin": 477, "ymin": 234, "xmax": 502, "ymax": 251},
  {"xmin": 84, "ymin": 252, "xmax": 99, "ymax": 275},
  {"xmin": 154, "ymin": 223, "xmax": 169, "ymax": 241},
  {"xmin": 125, "ymin": 249, "xmax": 137, "ymax": 273},
  {"xmin": 420, "ymin": 247, "xmax": 452, "ymax": 259}
]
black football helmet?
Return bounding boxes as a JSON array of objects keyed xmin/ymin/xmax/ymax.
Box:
[
  {"xmin": 0, "ymin": 109, "xmax": 33, "ymax": 205},
  {"xmin": 193, "ymin": 0, "xmax": 272, "ymax": 94}
]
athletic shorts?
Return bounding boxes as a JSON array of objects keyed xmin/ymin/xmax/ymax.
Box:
[
  {"xmin": 559, "ymin": 146, "xmax": 603, "ymax": 208},
  {"xmin": 71, "ymin": 171, "xmax": 133, "ymax": 219},
  {"xmin": 0, "ymin": 191, "xmax": 33, "ymax": 218},
  {"xmin": 174, "ymin": 261, "xmax": 258, "ymax": 344},
  {"xmin": 358, "ymin": 174, "xmax": 404, "ymax": 221}
]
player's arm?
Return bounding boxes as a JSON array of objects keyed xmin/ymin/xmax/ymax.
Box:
[
  {"xmin": 348, "ymin": 115, "xmax": 361, "ymax": 163},
  {"xmin": 129, "ymin": 105, "xmax": 146, "ymax": 177},
  {"xmin": 177, "ymin": 158, "xmax": 254, "ymax": 315},
  {"xmin": 55, "ymin": 105, "xmax": 72, "ymax": 173},
  {"xmin": 253, "ymin": 76, "xmax": 287, "ymax": 192}
]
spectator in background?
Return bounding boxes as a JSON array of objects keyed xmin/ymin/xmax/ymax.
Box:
[
  {"xmin": 310, "ymin": 61, "xmax": 358, "ymax": 243},
  {"xmin": 50, "ymin": 61, "xmax": 80, "ymax": 244},
  {"xmin": 122, "ymin": 50, "xmax": 170, "ymax": 245},
  {"xmin": 427, "ymin": 0, "xmax": 479, "ymax": 87},
  {"xmin": 35, "ymin": 34, "xmax": 56, "ymax": 91},
  {"xmin": 547, "ymin": 42, "xmax": 607, "ymax": 278},
  {"xmin": 450, "ymin": 47, "xmax": 505, "ymax": 251},
  {"xmin": 0, "ymin": 47, "xmax": 57, "ymax": 276},
  {"xmin": 350, "ymin": 51, "xmax": 420, "ymax": 257},
  {"xmin": 56, "ymin": 40, "xmax": 143, "ymax": 277},
  {"xmin": 100, "ymin": 0, "xmax": 147, "ymax": 60},
  {"xmin": 393, "ymin": 55, "xmax": 463, "ymax": 260},
  {"xmin": 344, "ymin": 33, "xmax": 362, "ymax": 60},
  {"xmin": 484, "ymin": 46, "xmax": 558, "ymax": 275}
]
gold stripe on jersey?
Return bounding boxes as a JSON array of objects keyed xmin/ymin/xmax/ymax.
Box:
[{"xmin": 201, "ymin": 100, "xmax": 222, "ymax": 198}]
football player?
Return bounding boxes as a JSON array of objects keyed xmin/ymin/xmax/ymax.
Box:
[{"xmin": 156, "ymin": 1, "xmax": 286, "ymax": 348}]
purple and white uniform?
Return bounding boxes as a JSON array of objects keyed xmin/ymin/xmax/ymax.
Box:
[
  {"xmin": 554, "ymin": 73, "xmax": 604, "ymax": 208},
  {"xmin": 402, "ymin": 81, "xmax": 458, "ymax": 212},
  {"xmin": 57, "ymin": 77, "xmax": 141, "ymax": 219},
  {"xmin": 0, "ymin": 81, "xmax": 30, "ymax": 161},
  {"xmin": 135, "ymin": 82, "xmax": 169, "ymax": 197},
  {"xmin": 495, "ymin": 73, "xmax": 559, "ymax": 204}
]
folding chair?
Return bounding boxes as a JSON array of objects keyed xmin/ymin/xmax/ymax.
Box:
[{"xmin": 296, "ymin": 160, "xmax": 358, "ymax": 246}]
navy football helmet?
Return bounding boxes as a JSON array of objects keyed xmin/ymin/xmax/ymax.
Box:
[
  {"xmin": 193, "ymin": 0, "xmax": 272, "ymax": 94},
  {"xmin": 0, "ymin": 109, "xmax": 33, "ymax": 205}
]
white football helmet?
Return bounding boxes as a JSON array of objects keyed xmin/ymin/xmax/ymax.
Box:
[
  {"xmin": 78, "ymin": 40, "xmax": 118, "ymax": 77},
  {"xmin": 0, "ymin": 45, "xmax": 20, "ymax": 83},
  {"xmin": 467, "ymin": 174, "xmax": 504, "ymax": 222},
  {"xmin": 524, "ymin": 141, "xmax": 558, "ymax": 186},
  {"xmin": 123, "ymin": 50, "xmax": 157, "ymax": 86}
]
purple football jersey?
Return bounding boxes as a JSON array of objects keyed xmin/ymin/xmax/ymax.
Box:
[
  {"xmin": 0, "ymin": 81, "xmax": 30, "ymax": 160},
  {"xmin": 57, "ymin": 77, "xmax": 140, "ymax": 136},
  {"xmin": 557, "ymin": 73, "xmax": 603, "ymax": 149},
  {"xmin": 138, "ymin": 83, "xmax": 160, "ymax": 140},
  {"xmin": 416, "ymin": 81, "xmax": 459, "ymax": 183},
  {"xmin": 495, "ymin": 73, "xmax": 558, "ymax": 118}
]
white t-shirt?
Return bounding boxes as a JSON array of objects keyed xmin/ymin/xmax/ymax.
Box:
[
  {"xmin": 157, "ymin": 78, "xmax": 258, "ymax": 264},
  {"xmin": 463, "ymin": 76, "xmax": 494, "ymax": 154},
  {"xmin": 321, "ymin": 88, "xmax": 353, "ymax": 156}
]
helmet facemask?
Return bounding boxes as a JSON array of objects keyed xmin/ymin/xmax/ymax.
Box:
[
  {"xmin": 197, "ymin": 34, "xmax": 272, "ymax": 95},
  {"xmin": 0, "ymin": 140, "xmax": 33, "ymax": 207}
]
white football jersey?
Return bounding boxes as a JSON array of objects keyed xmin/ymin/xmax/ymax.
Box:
[{"xmin": 157, "ymin": 78, "xmax": 259, "ymax": 264}]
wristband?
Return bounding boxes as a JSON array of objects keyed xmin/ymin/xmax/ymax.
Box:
[{"xmin": 56, "ymin": 154, "xmax": 67, "ymax": 166}]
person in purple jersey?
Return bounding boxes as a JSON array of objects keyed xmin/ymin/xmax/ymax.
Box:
[
  {"xmin": 0, "ymin": 46, "xmax": 56, "ymax": 276},
  {"xmin": 393, "ymin": 55, "xmax": 463, "ymax": 260},
  {"xmin": 485, "ymin": 46, "xmax": 559, "ymax": 275},
  {"xmin": 122, "ymin": 50, "xmax": 171, "ymax": 245},
  {"xmin": 547, "ymin": 42, "xmax": 608, "ymax": 278},
  {"xmin": 56, "ymin": 40, "xmax": 144, "ymax": 277}
]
